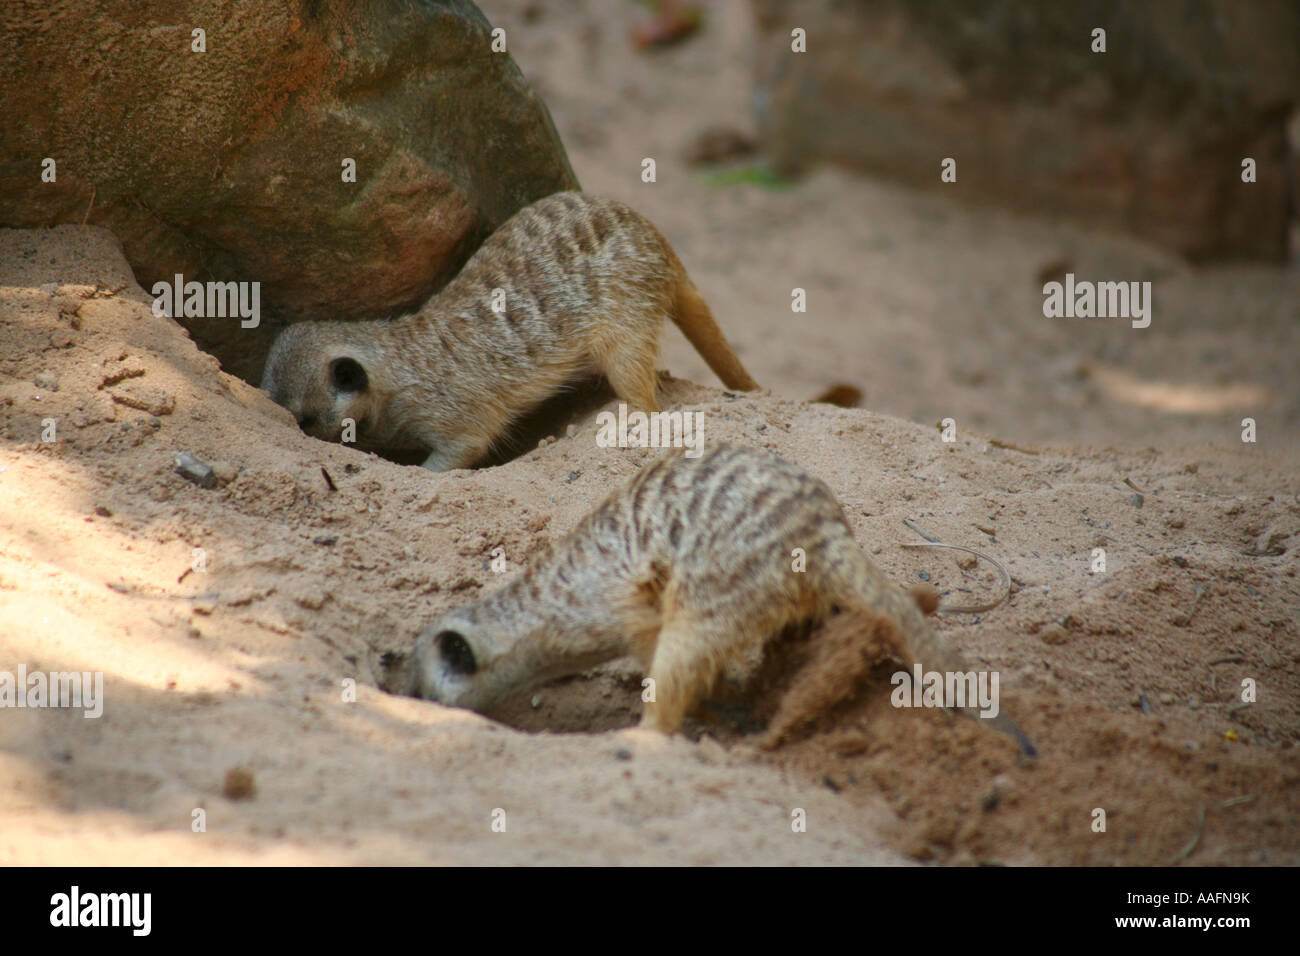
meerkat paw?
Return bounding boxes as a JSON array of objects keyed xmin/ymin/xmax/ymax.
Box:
[{"xmin": 421, "ymin": 439, "xmax": 487, "ymax": 472}]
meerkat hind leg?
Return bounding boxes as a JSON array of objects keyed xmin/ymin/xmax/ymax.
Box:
[
  {"xmin": 639, "ymin": 614, "xmax": 730, "ymax": 733},
  {"xmin": 597, "ymin": 329, "xmax": 661, "ymax": 414}
]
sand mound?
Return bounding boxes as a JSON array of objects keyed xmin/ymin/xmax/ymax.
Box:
[{"xmin": 2, "ymin": 224, "xmax": 1296, "ymax": 865}]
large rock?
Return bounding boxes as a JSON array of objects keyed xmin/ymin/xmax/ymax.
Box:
[
  {"xmin": 752, "ymin": 0, "xmax": 1299, "ymax": 262},
  {"xmin": 0, "ymin": 0, "xmax": 579, "ymax": 382}
]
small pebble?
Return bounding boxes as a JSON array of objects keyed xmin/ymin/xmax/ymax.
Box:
[
  {"xmin": 209, "ymin": 461, "xmax": 237, "ymax": 485},
  {"xmin": 174, "ymin": 451, "xmax": 217, "ymax": 489},
  {"xmin": 223, "ymin": 767, "xmax": 256, "ymax": 800},
  {"xmin": 1039, "ymin": 624, "xmax": 1069, "ymax": 645}
]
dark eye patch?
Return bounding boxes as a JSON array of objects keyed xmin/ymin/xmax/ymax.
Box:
[
  {"xmin": 330, "ymin": 356, "xmax": 368, "ymax": 393},
  {"xmin": 436, "ymin": 630, "xmax": 477, "ymax": 676}
]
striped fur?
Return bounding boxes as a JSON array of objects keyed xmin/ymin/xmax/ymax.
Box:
[
  {"xmin": 408, "ymin": 444, "xmax": 1035, "ymax": 753},
  {"xmin": 261, "ymin": 193, "xmax": 759, "ymax": 471}
]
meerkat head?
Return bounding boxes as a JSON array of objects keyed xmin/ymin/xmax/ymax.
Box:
[
  {"xmin": 408, "ymin": 611, "xmax": 496, "ymax": 710},
  {"xmin": 261, "ymin": 322, "xmax": 381, "ymax": 443}
]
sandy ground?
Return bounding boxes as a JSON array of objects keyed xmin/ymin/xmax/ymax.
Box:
[{"xmin": 2, "ymin": 1, "xmax": 1298, "ymax": 865}]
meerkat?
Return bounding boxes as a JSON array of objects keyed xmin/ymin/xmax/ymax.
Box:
[
  {"xmin": 260, "ymin": 192, "xmax": 759, "ymax": 471},
  {"xmin": 407, "ymin": 444, "xmax": 1036, "ymax": 755}
]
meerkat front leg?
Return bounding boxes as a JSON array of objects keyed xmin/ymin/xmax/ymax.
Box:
[{"xmin": 422, "ymin": 436, "xmax": 491, "ymax": 472}]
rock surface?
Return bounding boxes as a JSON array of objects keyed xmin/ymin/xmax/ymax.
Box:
[
  {"xmin": 0, "ymin": 0, "xmax": 578, "ymax": 382},
  {"xmin": 751, "ymin": 0, "xmax": 1300, "ymax": 261}
]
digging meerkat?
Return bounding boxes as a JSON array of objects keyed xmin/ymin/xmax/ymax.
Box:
[
  {"xmin": 260, "ymin": 192, "xmax": 760, "ymax": 471},
  {"xmin": 407, "ymin": 444, "xmax": 1036, "ymax": 754}
]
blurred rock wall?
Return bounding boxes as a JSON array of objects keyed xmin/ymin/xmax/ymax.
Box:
[{"xmin": 753, "ymin": 0, "xmax": 1299, "ymax": 261}]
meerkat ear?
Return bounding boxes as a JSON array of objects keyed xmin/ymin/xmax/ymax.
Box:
[
  {"xmin": 436, "ymin": 630, "xmax": 477, "ymax": 676},
  {"xmin": 329, "ymin": 356, "xmax": 368, "ymax": 394}
]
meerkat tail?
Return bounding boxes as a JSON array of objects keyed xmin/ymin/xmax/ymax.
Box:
[
  {"xmin": 840, "ymin": 552, "xmax": 1038, "ymax": 757},
  {"xmin": 671, "ymin": 277, "xmax": 761, "ymax": 392}
]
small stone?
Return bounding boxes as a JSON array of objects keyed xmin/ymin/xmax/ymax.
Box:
[
  {"xmin": 174, "ymin": 451, "xmax": 217, "ymax": 488},
  {"xmin": 111, "ymin": 382, "xmax": 174, "ymax": 416},
  {"xmin": 209, "ymin": 461, "xmax": 237, "ymax": 485},
  {"xmin": 313, "ymin": 535, "xmax": 337, "ymax": 547},
  {"xmin": 614, "ymin": 748, "xmax": 633, "ymax": 761},
  {"xmin": 1159, "ymin": 692, "xmax": 1175, "ymax": 705},
  {"xmin": 1040, "ymin": 624, "xmax": 1069, "ymax": 645},
  {"xmin": 530, "ymin": 694, "xmax": 542, "ymax": 708},
  {"xmin": 294, "ymin": 589, "xmax": 327, "ymax": 611},
  {"xmin": 49, "ymin": 330, "xmax": 76, "ymax": 348},
  {"xmin": 982, "ymin": 773, "xmax": 1013, "ymax": 811},
  {"xmin": 100, "ymin": 357, "xmax": 146, "ymax": 386},
  {"xmin": 223, "ymin": 767, "xmax": 256, "ymax": 800},
  {"xmin": 33, "ymin": 371, "xmax": 58, "ymax": 391},
  {"xmin": 94, "ymin": 505, "xmax": 112, "ymax": 517}
]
